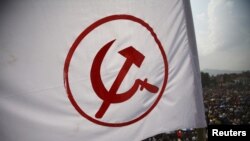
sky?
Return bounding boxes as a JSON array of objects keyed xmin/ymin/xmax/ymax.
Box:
[{"xmin": 190, "ymin": 0, "xmax": 250, "ymax": 71}]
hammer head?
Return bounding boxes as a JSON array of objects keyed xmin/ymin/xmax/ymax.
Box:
[{"xmin": 118, "ymin": 46, "xmax": 145, "ymax": 67}]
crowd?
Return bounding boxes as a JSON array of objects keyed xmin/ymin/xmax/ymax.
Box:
[
  {"xmin": 203, "ymin": 71, "xmax": 250, "ymax": 125},
  {"xmin": 204, "ymin": 87, "xmax": 250, "ymax": 125}
]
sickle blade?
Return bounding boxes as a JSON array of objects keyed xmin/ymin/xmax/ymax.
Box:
[{"xmin": 90, "ymin": 39, "xmax": 116, "ymax": 100}]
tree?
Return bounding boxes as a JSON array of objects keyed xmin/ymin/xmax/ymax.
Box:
[{"xmin": 201, "ymin": 72, "xmax": 210, "ymax": 88}]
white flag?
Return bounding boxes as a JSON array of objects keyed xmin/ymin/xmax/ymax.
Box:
[{"xmin": 0, "ymin": 0, "xmax": 206, "ymax": 141}]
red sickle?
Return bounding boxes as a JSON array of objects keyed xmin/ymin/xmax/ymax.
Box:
[{"xmin": 91, "ymin": 39, "xmax": 159, "ymax": 118}]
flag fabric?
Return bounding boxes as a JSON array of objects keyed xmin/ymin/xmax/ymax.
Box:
[{"xmin": 0, "ymin": 0, "xmax": 206, "ymax": 141}]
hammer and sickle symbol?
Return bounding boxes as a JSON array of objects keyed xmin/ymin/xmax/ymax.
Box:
[{"xmin": 91, "ymin": 39, "xmax": 159, "ymax": 118}]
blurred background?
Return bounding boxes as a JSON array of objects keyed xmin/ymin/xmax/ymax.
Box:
[{"xmin": 192, "ymin": 0, "xmax": 250, "ymax": 127}]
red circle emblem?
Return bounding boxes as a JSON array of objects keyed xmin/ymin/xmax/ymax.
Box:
[{"xmin": 64, "ymin": 14, "xmax": 168, "ymax": 127}]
